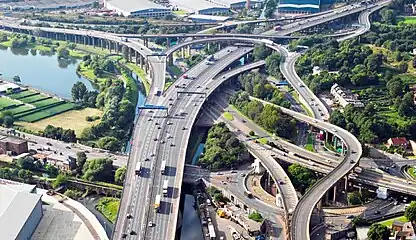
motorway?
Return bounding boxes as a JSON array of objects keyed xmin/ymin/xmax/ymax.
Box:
[{"xmin": 113, "ymin": 46, "xmax": 254, "ymax": 239}]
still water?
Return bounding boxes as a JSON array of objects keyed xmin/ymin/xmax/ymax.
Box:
[{"xmin": 0, "ymin": 47, "xmax": 95, "ymax": 99}]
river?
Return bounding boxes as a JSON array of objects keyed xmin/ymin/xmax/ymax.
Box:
[{"xmin": 0, "ymin": 46, "xmax": 95, "ymax": 99}]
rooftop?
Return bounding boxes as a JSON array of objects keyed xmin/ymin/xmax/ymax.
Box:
[
  {"xmin": 170, "ymin": 0, "xmax": 229, "ymax": 12},
  {"xmin": 0, "ymin": 135, "xmax": 27, "ymax": 145},
  {"xmin": 188, "ymin": 14, "xmax": 231, "ymax": 21},
  {"xmin": 106, "ymin": 0, "xmax": 168, "ymax": 12},
  {"xmin": 389, "ymin": 137, "xmax": 408, "ymax": 146},
  {"xmin": 0, "ymin": 179, "xmax": 41, "ymax": 240}
]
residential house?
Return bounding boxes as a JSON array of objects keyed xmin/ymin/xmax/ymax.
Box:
[{"xmin": 387, "ymin": 137, "xmax": 409, "ymax": 149}]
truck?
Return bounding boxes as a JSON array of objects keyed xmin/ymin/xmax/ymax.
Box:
[
  {"xmin": 135, "ymin": 162, "xmax": 141, "ymax": 175},
  {"xmin": 154, "ymin": 88, "xmax": 162, "ymax": 96},
  {"xmin": 208, "ymin": 55, "xmax": 216, "ymax": 61},
  {"xmin": 163, "ymin": 180, "xmax": 169, "ymax": 196},
  {"xmin": 154, "ymin": 194, "xmax": 161, "ymax": 212},
  {"xmin": 161, "ymin": 160, "xmax": 167, "ymax": 175},
  {"xmin": 208, "ymin": 224, "xmax": 216, "ymax": 240}
]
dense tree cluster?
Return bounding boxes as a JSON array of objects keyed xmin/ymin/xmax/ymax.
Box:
[
  {"xmin": 71, "ymin": 81, "xmax": 98, "ymax": 107},
  {"xmin": 248, "ymin": 212, "xmax": 264, "ymax": 222},
  {"xmin": 43, "ymin": 125, "xmax": 76, "ymax": 142},
  {"xmin": 229, "ymin": 92, "xmax": 296, "ymax": 139},
  {"xmin": 82, "ymin": 158, "xmax": 114, "ymax": 182},
  {"xmin": 287, "ymin": 163, "xmax": 317, "ymax": 193},
  {"xmin": 264, "ymin": 0, "xmax": 277, "ymax": 18},
  {"xmin": 238, "ymin": 71, "xmax": 290, "ymax": 108},
  {"xmin": 79, "ymin": 57, "xmax": 135, "ymax": 151},
  {"xmin": 253, "ymin": 43, "xmax": 272, "ymax": 61},
  {"xmin": 199, "ymin": 123, "xmax": 246, "ymax": 170},
  {"xmin": 405, "ymin": 201, "xmax": 416, "ymax": 222},
  {"xmin": 207, "ymin": 186, "xmax": 229, "ymax": 203},
  {"xmin": 82, "ymin": 55, "xmax": 115, "ymax": 77},
  {"xmin": 367, "ymin": 224, "xmax": 390, "ymax": 240},
  {"xmin": 185, "ymin": 54, "xmax": 205, "ymax": 67}
]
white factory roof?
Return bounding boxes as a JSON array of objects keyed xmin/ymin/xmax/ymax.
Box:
[
  {"xmin": 170, "ymin": 0, "xmax": 228, "ymax": 12},
  {"xmin": 188, "ymin": 14, "xmax": 231, "ymax": 21},
  {"xmin": 213, "ymin": 0, "xmax": 263, "ymax": 6},
  {"xmin": 0, "ymin": 180, "xmax": 41, "ymax": 240},
  {"xmin": 106, "ymin": 0, "xmax": 168, "ymax": 12},
  {"xmin": 0, "ymin": 82, "xmax": 22, "ymax": 92}
]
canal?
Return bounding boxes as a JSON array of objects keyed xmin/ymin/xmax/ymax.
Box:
[{"xmin": 0, "ymin": 46, "xmax": 95, "ymax": 99}]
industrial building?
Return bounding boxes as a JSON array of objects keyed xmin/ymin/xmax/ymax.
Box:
[
  {"xmin": 187, "ymin": 14, "xmax": 231, "ymax": 23},
  {"xmin": 105, "ymin": 0, "xmax": 171, "ymax": 18},
  {"xmin": 330, "ymin": 83, "xmax": 364, "ymax": 108},
  {"xmin": 211, "ymin": 0, "xmax": 264, "ymax": 10},
  {"xmin": 0, "ymin": 179, "xmax": 43, "ymax": 240},
  {"xmin": 277, "ymin": 0, "xmax": 321, "ymax": 13},
  {"xmin": 0, "ymin": 135, "xmax": 28, "ymax": 155},
  {"xmin": 170, "ymin": 0, "xmax": 230, "ymax": 15}
]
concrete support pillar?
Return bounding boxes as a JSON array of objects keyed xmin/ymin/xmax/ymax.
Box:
[
  {"xmin": 187, "ymin": 46, "xmax": 191, "ymax": 56},
  {"xmin": 207, "ymin": 42, "xmax": 210, "ymax": 51},
  {"xmin": 92, "ymin": 37, "xmax": 95, "ymax": 47},
  {"xmin": 218, "ymin": 43, "xmax": 221, "ymax": 50},
  {"xmin": 100, "ymin": 39, "xmax": 104, "ymax": 50},
  {"xmin": 168, "ymin": 55, "xmax": 173, "ymax": 65},
  {"xmin": 342, "ymin": 143, "xmax": 345, "ymax": 155},
  {"xmin": 181, "ymin": 48, "xmax": 185, "ymax": 58},
  {"xmin": 333, "ymin": 185, "xmax": 337, "ymax": 203},
  {"xmin": 55, "ymin": 33, "xmax": 59, "ymax": 40},
  {"xmin": 140, "ymin": 56, "xmax": 144, "ymax": 68},
  {"xmin": 325, "ymin": 131, "xmax": 329, "ymax": 143},
  {"xmin": 325, "ymin": 191, "xmax": 329, "ymax": 203},
  {"xmin": 135, "ymin": 51, "xmax": 138, "ymax": 64},
  {"xmin": 166, "ymin": 38, "xmax": 171, "ymax": 48},
  {"xmin": 144, "ymin": 39, "xmax": 149, "ymax": 47},
  {"xmin": 84, "ymin": 36, "xmax": 87, "ymax": 45},
  {"xmin": 145, "ymin": 62, "xmax": 149, "ymax": 74},
  {"xmin": 128, "ymin": 48, "xmax": 132, "ymax": 62},
  {"xmin": 344, "ymin": 176, "xmax": 348, "ymax": 192}
]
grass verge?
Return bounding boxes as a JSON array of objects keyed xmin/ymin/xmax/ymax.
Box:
[
  {"xmin": 95, "ymin": 197, "xmax": 120, "ymax": 223},
  {"xmin": 223, "ymin": 112, "xmax": 234, "ymax": 121},
  {"xmin": 379, "ymin": 216, "xmax": 408, "ymax": 227}
]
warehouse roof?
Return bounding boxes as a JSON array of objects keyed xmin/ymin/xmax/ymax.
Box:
[
  {"xmin": 170, "ymin": 0, "xmax": 229, "ymax": 12},
  {"xmin": 106, "ymin": 0, "xmax": 168, "ymax": 12},
  {"xmin": 0, "ymin": 180, "xmax": 41, "ymax": 240},
  {"xmin": 188, "ymin": 14, "xmax": 231, "ymax": 22}
]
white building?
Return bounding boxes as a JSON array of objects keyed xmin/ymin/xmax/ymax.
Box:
[
  {"xmin": 105, "ymin": 0, "xmax": 171, "ymax": 18},
  {"xmin": 330, "ymin": 83, "xmax": 364, "ymax": 108}
]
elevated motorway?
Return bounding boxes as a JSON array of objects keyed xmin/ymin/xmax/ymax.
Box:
[{"xmin": 113, "ymin": 46, "xmax": 253, "ymax": 240}]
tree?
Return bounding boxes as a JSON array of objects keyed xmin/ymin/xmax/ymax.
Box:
[
  {"xmin": 398, "ymin": 61, "xmax": 408, "ymax": 73},
  {"xmin": 97, "ymin": 136, "xmax": 121, "ymax": 152},
  {"xmin": 386, "ymin": 78, "xmax": 403, "ymax": 98},
  {"xmin": 17, "ymin": 169, "xmax": 32, "ymax": 182},
  {"xmin": 122, "ymin": 45, "xmax": 129, "ymax": 61},
  {"xmin": 248, "ymin": 212, "xmax": 264, "ymax": 222},
  {"xmin": 347, "ymin": 191, "xmax": 362, "ymax": 205},
  {"xmin": 405, "ymin": 201, "xmax": 416, "ymax": 222},
  {"xmin": 253, "ymin": 43, "xmax": 272, "ymax": 61},
  {"xmin": 71, "ymin": 81, "xmax": 88, "ymax": 102},
  {"xmin": 380, "ymin": 8, "xmax": 396, "ymax": 24},
  {"xmin": 2, "ymin": 115, "xmax": 14, "ymax": 128},
  {"xmin": 76, "ymin": 151, "xmax": 87, "ymax": 175},
  {"xmin": 367, "ymin": 223, "xmax": 390, "ymax": 240},
  {"xmin": 288, "ymin": 163, "xmax": 316, "ymax": 193},
  {"xmin": 17, "ymin": 157, "xmax": 35, "ymax": 170},
  {"xmin": 57, "ymin": 45, "xmax": 70, "ymax": 59},
  {"xmin": 52, "ymin": 173, "xmax": 68, "ymax": 188},
  {"xmin": 265, "ymin": 52, "xmax": 282, "ymax": 77},
  {"xmin": 82, "ymin": 158, "xmax": 113, "ymax": 182},
  {"xmin": 13, "ymin": 75, "xmax": 21, "ymax": 82},
  {"xmin": 114, "ymin": 166, "xmax": 126, "ymax": 184},
  {"xmin": 351, "ymin": 216, "xmax": 368, "ymax": 227}
]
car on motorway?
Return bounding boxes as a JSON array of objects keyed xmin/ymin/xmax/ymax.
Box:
[
  {"xmin": 194, "ymin": 103, "xmax": 197, "ymax": 106},
  {"xmin": 332, "ymin": 129, "xmax": 337, "ymax": 132},
  {"xmin": 127, "ymin": 214, "xmax": 133, "ymax": 219},
  {"xmin": 313, "ymin": 120, "xmax": 317, "ymax": 123},
  {"xmin": 145, "ymin": 158, "xmax": 150, "ymax": 161},
  {"xmin": 217, "ymin": 172, "xmax": 223, "ymax": 175},
  {"xmin": 150, "ymin": 153, "xmax": 155, "ymax": 157},
  {"xmin": 182, "ymin": 127, "xmax": 186, "ymax": 130},
  {"xmin": 231, "ymin": 170, "xmax": 237, "ymax": 173},
  {"xmin": 161, "ymin": 140, "xmax": 165, "ymax": 144},
  {"xmin": 241, "ymin": 173, "xmax": 246, "ymax": 177},
  {"xmin": 148, "ymin": 221, "xmax": 154, "ymax": 227},
  {"xmin": 167, "ymin": 121, "xmax": 172, "ymax": 125},
  {"xmin": 169, "ymin": 103, "xmax": 173, "ymax": 106},
  {"xmin": 47, "ymin": 142, "xmax": 53, "ymax": 146},
  {"xmin": 169, "ymin": 98, "xmax": 173, "ymax": 101},
  {"xmin": 350, "ymin": 160, "xmax": 355, "ymax": 164},
  {"xmin": 148, "ymin": 118, "xmax": 152, "ymax": 121},
  {"xmin": 374, "ymin": 211, "xmax": 380, "ymax": 215},
  {"xmin": 153, "ymin": 138, "xmax": 158, "ymax": 141},
  {"xmin": 346, "ymin": 215, "xmax": 354, "ymax": 219},
  {"xmin": 278, "ymin": 180, "xmax": 285, "ymax": 185},
  {"xmin": 157, "ymin": 126, "xmax": 162, "ymax": 129},
  {"xmin": 170, "ymin": 143, "xmax": 175, "ymax": 147},
  {"xmin": 155, "ymin": 122, "xmax": 159, "ymax": 125}
]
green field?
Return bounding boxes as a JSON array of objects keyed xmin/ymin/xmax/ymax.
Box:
[
  {"xmin": 19, "ymin": 94, "xmax": 49, "ymax": 103},
  {"xmin": 379, "ymin": 216, "xmax": 408, "ymax": 227},
  {"xmin": 0, "ymin": 97, "xmax": 21, "ymax": 109},
  {"xmin": 8, "ymin": 90, "xmax": 38, "ymax": 99},
  {"xmin": 399, "ymin": 16, "xmax": 416, "ymax": 24},
  {"xmin": 305, "ymin": 133, "xmax": 315, "ymax": 152},
  {"xmin": 31, "ymin": 98, "xmax": 61, "ymax": 108},
  {"xmin": 7, "ymin": 105, "xmax": 34, "ymax": 114},
  {"xmin": 18, "ymin": 103, "xmax": 76, "ymax": 122}
]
